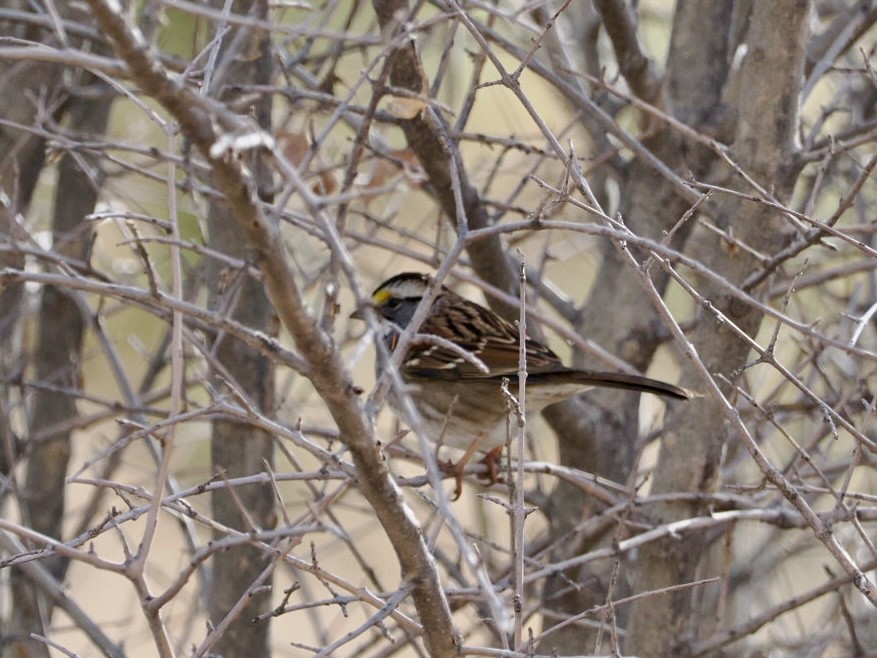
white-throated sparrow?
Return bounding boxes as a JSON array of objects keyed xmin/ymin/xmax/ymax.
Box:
[{"xmin": 353, "ymin": 272, "xmax": 690, "ymax": 490}]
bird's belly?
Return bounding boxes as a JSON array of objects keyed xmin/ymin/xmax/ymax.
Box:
[
  {"xmin": 415, "ymin": 389, "xmax": 510, "ymax": 451},
  {"xmin": 388, "ymin": 378, "xmax": 587, "ymax": 452},
  {"xmin": 387, "ymin": 379, "xmax": 509, "ymax": 451}
]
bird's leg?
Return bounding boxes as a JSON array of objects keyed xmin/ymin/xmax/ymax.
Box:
[
  {"xmin": 478, "ymin": 446, "xmax": 503, "ymax": 485},
  {"xmin": 439, "ymin": 432, "xmax": 486, "ymax": 500}
]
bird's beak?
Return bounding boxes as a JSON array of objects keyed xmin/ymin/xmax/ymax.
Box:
[{"xmin": 349, "ymin": 303, "xmax": 372, "ymax": 320}]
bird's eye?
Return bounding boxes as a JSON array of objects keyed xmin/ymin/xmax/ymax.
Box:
[{"xmin": 385, "ymin": 298, "xmax": 402, "ymax": 310}]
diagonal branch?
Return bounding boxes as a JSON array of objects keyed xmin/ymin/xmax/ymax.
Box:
[
  {"xmin": 371, "ymin": 0, "xmax": 520, "ymax": 316},
  {"xmin": 592, "ymin": 0, "xmax": 661, "ymax": 101},
  {"xmin": 80, "ymin": 0, "xmax": 459, "ymax": 654}
]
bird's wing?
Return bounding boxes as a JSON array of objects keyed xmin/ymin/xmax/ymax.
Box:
[{"xmin": 404, "ymin": 293, "xmax": 563, "ymax": 379}]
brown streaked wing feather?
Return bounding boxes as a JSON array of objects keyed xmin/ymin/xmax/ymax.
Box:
[{"xmin": 404, "ymin": 290, "xmax": 563, "ymax": 379}]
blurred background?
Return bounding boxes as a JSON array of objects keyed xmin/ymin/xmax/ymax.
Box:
[{"xmin": 1, "ymin": 1, "xmax": 877, "ymax": 656}]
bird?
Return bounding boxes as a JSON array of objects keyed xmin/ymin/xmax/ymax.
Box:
[{"xmin": 352, "ymin": 272, "xmax": 690, "ymax": 496}]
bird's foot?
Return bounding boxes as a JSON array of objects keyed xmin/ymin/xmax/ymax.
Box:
[{"xmin": 438, "ymin": 441, "xmax": 503, "ymax": 501}]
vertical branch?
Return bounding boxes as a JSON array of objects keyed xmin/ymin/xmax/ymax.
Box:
[
  {"xmin": 203, "ymin": 4, "xmax": 278, "ymax": 655},
  {"xmin": 540, "ymin": 2, "xmax": 735, "ymax": 650},
  {"xmin": 626, "ymin": 2, "xmax": 814, "ymax": 654},
  {"xmin": 11, "ymin": 75, "xmax": 112, "ymax": 657},
  {"xmin": 512, "ymin": 257, "xmax": 527, "ymax": 650}
]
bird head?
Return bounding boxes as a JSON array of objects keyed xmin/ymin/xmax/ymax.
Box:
[{"xmin": 350, "ymin": 272, "xmax": 432, "ymax": 329}]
